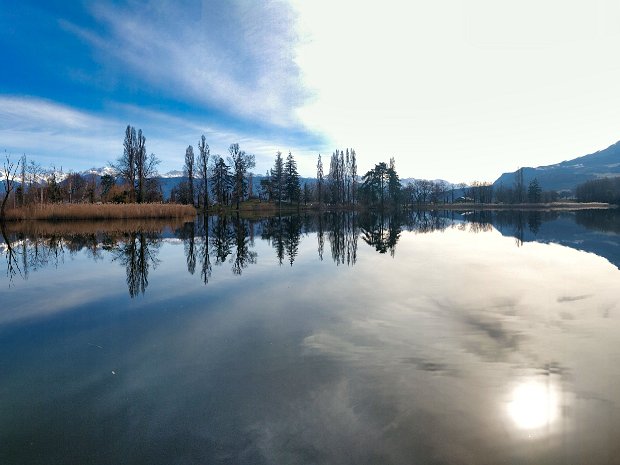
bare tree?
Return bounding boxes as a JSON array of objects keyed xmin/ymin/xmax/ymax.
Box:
[
  {"xmin": 1, "ymin": 154, "xmax": 20, "ymax": 220},
  {"xmin": 115, "ymin": 125, "xmax": 137, "ymax": 202},
  {"xmin": 27, "ymin": 160, "xmax": 44, "ymax": 205},
  {"xmin": 112, "ymin": 126, "xmax": 158, "ymax": 203}
]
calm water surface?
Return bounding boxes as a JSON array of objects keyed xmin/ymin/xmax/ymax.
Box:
[{"xmin": 1, "ymin": 210, "xmax": 620, "ymax": 464}]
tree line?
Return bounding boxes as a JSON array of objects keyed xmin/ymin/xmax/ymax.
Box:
[
  {"xmin": 575, "ymin": 177, "xmax": 620, "ymax": 204},
  {"xmin": 4, "ymin": 124, "xmax": 605, "ymax": 220}
]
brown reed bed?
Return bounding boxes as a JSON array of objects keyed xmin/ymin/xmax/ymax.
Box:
[
  {"xmin": 1, "ymin": 217, "xmax": 191, "ymax": 237},
  {"xmin": 2, "ymin": 203, "xmax": 197, "ymax": 221}
]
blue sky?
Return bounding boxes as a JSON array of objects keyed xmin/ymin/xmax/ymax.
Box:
[{"xmin": 3, "ymin": 0, "xmax": 620, "ymax": 182}]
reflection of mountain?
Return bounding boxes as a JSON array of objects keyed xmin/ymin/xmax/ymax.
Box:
[{"xmin": 467, "ymin": 210, "xmax": 620, "ymax": 269}]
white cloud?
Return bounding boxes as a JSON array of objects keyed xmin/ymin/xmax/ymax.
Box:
[{"xmin": 0, "ymin": 96, "xmax": 317, "ymax": 175}]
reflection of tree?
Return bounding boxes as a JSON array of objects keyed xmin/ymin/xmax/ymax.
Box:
[
  {"xmin": 283, "ymin": 215, "xmax": 301, "ymax": 266},
  {"xmin": 261, "ymin": 215, "xmax": 301, "ymax": 266},
  {"xmin": 1, "ymin": 221, "xmax": 21, "ymax": 283},
  {"xmin": 317, "ymin": 214, "xmax": 325, "ymax": 261},
  {"xmin": 326, "ymin": 212, "xmax": 359, "ymax": 264},
  {"xmin": 527, "ymin": 211, "xmax": 541, "ymax": 235},
  {"xmin": 197, "ymin": 215, "xmax": 211, "ymax": 284},
  {"xmin": 231, "ymin": 215, "xmax": 257, "ymax": 274},
  {"xmin": 466, "ymin": 210, "xmax": 560, "ymax": 246},
  {"xmin": 112, "ymin": 232, "xmax": 161, "ymax": 298},
  {"xmin": 177, "ymin": 222, "xmax": 196, "ymax": 275},
  {"xmin": 575, "ymin": 209, "xmax": 620, "ymax": 234},
  {"xmin": 359, "ymin": 211, "xmax": 399, "ymax": 257},
  {"xmin": 211, "ymin": 216, "xmax": 235, "ymax": 265},
  {"xmin": 405, "ymin": 210, "xmax": 453, "ymax": 234},
  {"xmin": 1, "ymin": 227, "xmax": 76, "ymax": 283}
]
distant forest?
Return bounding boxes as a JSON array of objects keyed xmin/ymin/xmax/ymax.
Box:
[{"xmin": 2, "ymin": 125, "xmax": 619, "ymax": 218}]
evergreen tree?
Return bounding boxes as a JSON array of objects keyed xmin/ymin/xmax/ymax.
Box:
[
  {"xmin": 316, "ymin": 154, "xmax": 324, "ymax": 206},
  {"xmin": 284, "ymin": 151, "xmax": 301, "ymax": 204},
  {"xmin": 528, "ymin": 178, "xmax": 542, "ymax": 203},
  {"xmin": 387, "ymin": 157, "xmax": 401, "ymax": 205},
  {"xmin": 184, "ymin": 145, "xmax": 195, "ymax": 206},
  {"xmin": 260, "ymin": 169, "xmax": 272, "ymax": 202},
  {"xmin": 271, "ymin": 151, "xmax": 285, "ymax": 209},
  {"xmin": 210, "ymin": 156, "xmax": 232, "ymax": 205}
]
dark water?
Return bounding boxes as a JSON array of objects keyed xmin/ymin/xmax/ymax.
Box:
[{"xmin": 2, "ymin": 209, "xmax": 620, "ymax": 464}]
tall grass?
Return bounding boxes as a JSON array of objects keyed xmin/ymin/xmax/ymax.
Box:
[
  {"xmin": 3, "ymin": 203, "xmax": 197, "ymax": 221},
  {"xmin": 2, "ymin": 217, "xmax": 190, "ymax": 237}
]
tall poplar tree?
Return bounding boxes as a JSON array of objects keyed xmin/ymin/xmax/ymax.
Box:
[
  {"xmin": 197, "ymin": 135, "xmax": 210, "ymax": 209},
  {"xmin": 184, "ymin": 145, "xmax": 195, "ymax": 206},
  {"xmin": 316, "ymin": 154, "xmax": 324, "ymax": 206}
]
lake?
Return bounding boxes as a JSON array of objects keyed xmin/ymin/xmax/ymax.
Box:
[{"xmin": 2, "ymin": 209, "xmax": 620, "ymax": 464}]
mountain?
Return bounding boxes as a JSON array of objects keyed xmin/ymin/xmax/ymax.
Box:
[{"xmin": 493, "ymin": 141, "xmax": 620, "ymax": 192}]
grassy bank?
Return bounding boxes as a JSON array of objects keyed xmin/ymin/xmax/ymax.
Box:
[{"xmin": 2, "ymin": 203, "xmax": 197, "ymax": 221}]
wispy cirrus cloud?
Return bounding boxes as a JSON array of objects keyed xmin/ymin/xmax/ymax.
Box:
[{"xmin": 61, "ymin": 0, "xmax": 307, "ymax": 128}]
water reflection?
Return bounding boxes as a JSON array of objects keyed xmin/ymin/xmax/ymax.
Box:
[
  {"xmin": 2, "ymin": 209, "xmax": 620, "ymax": 464},
  {"xmin": 3, "ymin": 209, "xmax": 620, "ymax": 295},
  {"xmin": 359, "ymin": 211, "xmax": 399, "ymax": 256},
  {"xmin": 261, "ymin": 215, "xmax": 302, "ymax": 266},
  {"xmin": 507, "ymin": 379, "xmax": 560, "ymax": 431},
  {"xmin": 111, "ymin": 232, "xmax": 161, "ymax": 298}
]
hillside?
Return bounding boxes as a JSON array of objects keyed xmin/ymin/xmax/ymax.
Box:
[{"xmin": 493, "ymin": 141, "xmax": 620, "ymax": 192}]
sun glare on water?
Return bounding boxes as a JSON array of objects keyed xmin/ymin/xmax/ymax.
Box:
[{"xmin": 507, "ymin": 381, "xmax": 559, "ymax": 430}]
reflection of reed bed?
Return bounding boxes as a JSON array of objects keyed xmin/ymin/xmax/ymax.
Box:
[
  {"xmin": 2, "ymin": 217, "xmax": 192, "ymax": 238},
  {"xmin": 3, "ymin": 203, "xmax": 197, "ymax": 221}
]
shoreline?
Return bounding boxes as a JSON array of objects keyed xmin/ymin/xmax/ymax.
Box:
[{"xmin": 0, "ymin": 201, "xmax": 614, "ymax": 222}]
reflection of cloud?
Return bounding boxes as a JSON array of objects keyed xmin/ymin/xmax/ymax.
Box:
[
  {"xmin": 557, "ymin": 294, "xmax": 592, "ymax": 303},
  {"xmin": 254, "ymin": 380, "xmax": 389, "ymax": 464}
]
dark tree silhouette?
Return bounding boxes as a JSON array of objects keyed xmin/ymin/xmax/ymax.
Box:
[
  {"xmin": 231, "ymin": 216, "xmax": 257, "ymax": 274},
  {"xmin": 1, "ymin": 154, "xmax": 20, "ymax": 220},
  {"xmin": 528, "ymin": 178, "xmax": 542, "ymax": 203},
  {"xmin": 228, "ymin": 143, "xmax": 255, "ymax": 210},
  {"xmin": 198, "ymin": 214, "xmax": 212, "ymax": 284},
  {"xmin": 112, "ymin": 125, "xmax": 159, "ymax": 203},
  {"xmin": 197, "ymin": 135, "xmax": 210, "ymax": 209},
  {"xmin": 211, "ymin": 216, "xmax": 235, "ymax": 264},
  {"xmin": 284, "ymin": 151, "xmax": 301, "ymax": 205},
  {"xmin": 211, "ymin": 157, "xmax": 232, "ymax": 205},
  {"xmin": 184, "ymin": 146, "xmax": 195, "ymax": 206},
  {"xmin": 316, "ymin": 154, "xmax": 324, "ymax": 207},
  {"xmin": 271, "ymin": 151, "xmax": 285, "ymax": 210},
  {"xmin": 112, "ymin": 232, "xmax": 161, "ymax": 298}
]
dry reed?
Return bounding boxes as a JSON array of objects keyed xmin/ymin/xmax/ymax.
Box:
[
  {"xmin": 3, "ymin": 203, "xmax": 197, "ymax": 221},
  {"xmin": 2, "ymin": 217, "xmax": 191, "ymax": 237}
]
